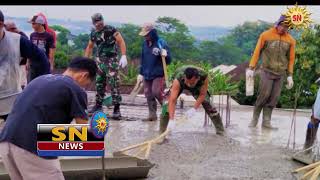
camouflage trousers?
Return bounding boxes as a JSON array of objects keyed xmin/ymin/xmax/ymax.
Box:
[
  {"xmin": 95, "ymin": 56, "xmax": 121, "ymax": 106},
  {"xmin": 160, "ymin": 89, "xmax": 224, "ymax": 134}
]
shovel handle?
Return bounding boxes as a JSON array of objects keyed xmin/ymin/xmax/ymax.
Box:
[{"xmin": 161, "ymin": 56, "xmax": 169, "ymax": 88}]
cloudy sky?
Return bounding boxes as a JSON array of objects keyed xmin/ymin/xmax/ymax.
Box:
[{"xmin": 1, "ymin": 5, "xmax": 319, "ymax": 27}]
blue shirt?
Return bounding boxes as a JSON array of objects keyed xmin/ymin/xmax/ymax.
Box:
[
  {"xmin": 0, "ymin": 74, "xmax": 88, "ymax": 159},
  {"xmin": 140, "ymin": 39, "xmax": 171, "ymax": 80}
]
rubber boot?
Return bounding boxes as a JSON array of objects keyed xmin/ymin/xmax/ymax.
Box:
[
  {"xmin": 248, "ymin": 106, "xmax": 263, "ymax": 128},
  {"xmin": 112, "ymin": 104, "xmax": 121, "ymax": 120},
  {"xmin": 304, "ymin": 121, "xmax": 319, "ymax": 153},
  {"xmin": 262, "ymin": 107, "xmax": 278, "ymax": 130},
  {"xmin": 143, "ymin": 100, "xmax": 157, "ymax": 121},
  {"xmin": 159, "ymin": 103, "xmax": 169, "ymax": 133},
  {"xmin": 210, "ymin": 112, "xmax": 225, "ymax": 135}
]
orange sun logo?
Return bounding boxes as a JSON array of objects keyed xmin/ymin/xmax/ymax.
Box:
[
  {"xmin": 95, "ymin": 115, "xmax": 108, "ymax": 134},
  {"xmin": 284, "ymin": 3, "xmax": 312, "ymax": 29}
]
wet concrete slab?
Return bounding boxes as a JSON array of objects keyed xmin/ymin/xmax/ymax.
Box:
[
  {"xmin": 86, "ymin": 92, "xmax": 312, "ymax": 179},
  {"xmin": 0, "ymin": 91, "xmax": 312, "ymax": 179}
]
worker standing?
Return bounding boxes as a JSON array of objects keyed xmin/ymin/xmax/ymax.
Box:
[
  {"xmin": 247, "ymin": 14, "xmax": 296, "ymax": 130},
  {"xmin": 85, "ymin": 13, "xmax": 127, "ymax": 120},
  {"xmin": 138, "ymin": 23, "xmax": 171, "ymax": 121}
]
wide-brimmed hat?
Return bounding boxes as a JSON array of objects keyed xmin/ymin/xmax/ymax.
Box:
[{"xmin": 139, "ymin": 23, "xmax": 155, "ymax": 36}]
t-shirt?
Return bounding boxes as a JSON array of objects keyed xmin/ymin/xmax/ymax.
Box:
[
  {"xmin": 30, "ymin": 31, "xmax": 55, "ymax": 58},
  {"xmin": 0, "ymin": 31, "xmax": 49, "ymax": 116},
  {"xmin": 90, "ymin": 25, "xmax": 118, "ymax": 58},
  {"xmin": 0, "ymin": 74, "xmax": 88, "ymax": 159},
  {"xmin": 18, "ymin": 31, "xmax": 28, "ymax": 65}
]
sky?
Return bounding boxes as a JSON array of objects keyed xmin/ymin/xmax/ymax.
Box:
[{"xmin": 1, "ymin": 5, "xmax": 319, "ymax": 27}]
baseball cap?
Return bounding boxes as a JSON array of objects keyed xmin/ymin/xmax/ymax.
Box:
[
  {"xmin": 139, "ymin": 23, "xmax": 155, "ymax": 36},
  {"xmin": 0, "ymin": 10, "xmax": 4, "ymax": 22},
  {"xmin": 91, "ymin": 13, "xmax": 103, "ymax": 24},
  {"xmin": 28, "ymin": 15, "xmax": 45, "ymax": 25}
]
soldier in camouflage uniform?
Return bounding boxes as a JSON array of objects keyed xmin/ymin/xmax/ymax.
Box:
[
  {"xmin": 160, "ymin": 65, "xmax": 225, "ymax": 135},
  {"xmin": 85, "ymin": 13, "xmax": 127, "ymax": 120}
]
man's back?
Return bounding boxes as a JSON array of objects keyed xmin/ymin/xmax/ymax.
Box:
[{"xmin": 0, "ymin": 74, "xmax": 88, "ymax": 157}]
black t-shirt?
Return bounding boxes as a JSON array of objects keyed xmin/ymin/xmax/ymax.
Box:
[
  {"xmin": 0, "ymin": 74, "xmax": 88, "ymax": 159},
  {"xmin": 30, "ymin": 31, "xmax": 55, "ymax": 58}
]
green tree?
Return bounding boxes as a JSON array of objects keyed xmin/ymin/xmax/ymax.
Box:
[
  {"xmin": 198, "ymin": 40, "xmax": 248, "ymax": 65},
  {"xmin": 222, "ymin": 21, "xmax": 272, "ymax": 57},
  {"xmin": 73, "ymin": 33, "xmax": 90, "ymax": 50},
  {"xmin": 50, "ymin": 25, "xmax": 71, "ymax": 45},
  {"xmin": 279, "ymin": 25, "xmax": 320, "ymax": 108},
  {"xmin": 118, "ymin": 24, "xmax": 143, "ymax": 59},
  {"xmin": 156, "ymin": 16, "xmax": 198, "ymax": 61}
]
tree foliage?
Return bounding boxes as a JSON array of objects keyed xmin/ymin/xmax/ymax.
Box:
[{"xmin": 50, "ymin": 17, "xmax": 320, "ymax": 109}]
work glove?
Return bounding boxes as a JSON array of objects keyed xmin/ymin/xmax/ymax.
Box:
[
  {"xmin": 286, "ymin": 76, "xmax": 294, "ymax": 90},
  {"xmin": 137, "ymin": 74, "xmax": 144, "ymax": 83},
  {"xmin": 246, "ymin": 69, "xmax": 254, "ymax": 78},
  {"xmin": 167, "ymin": 119, "xmax": 176, "ymax": 131},
  {"xmin": 119, "ymin": 55, "xmax": 128, "ymax": 68},
  {"xmin": 161, "ymin": 49, "xmax": 167, "ymax": 57},
  {"xmin": 186, "ymin": 108, "xmax": 197, "ymax": 119}
]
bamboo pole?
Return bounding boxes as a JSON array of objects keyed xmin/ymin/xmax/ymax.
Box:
[
  {"xmin": 301, "ymin": 167, "xmax": 317, "ymax": 180},
  {"xmin": 310, "ymin": 165, "xmax": 320, "ymax": 180},
  {"xmin": 293, "ymin": 161, "xmax": 320, "ymax": 173}
]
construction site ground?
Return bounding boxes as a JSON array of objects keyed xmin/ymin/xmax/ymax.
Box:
[
  {"xmin": 0, "ymin": 92, "xmax": 313, "ymax": 179},
  {"xmin": 88, "ymin": 92, "xmax": 312, "ymax": 180}
]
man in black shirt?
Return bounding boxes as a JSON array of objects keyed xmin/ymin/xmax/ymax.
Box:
[
  {"xmin": 0, "ymin": 57, "xmax": 97, "ymax": 180},
  {"xmin": 28, "ymin": 15, "xmax": 55, "ymax": 82}
]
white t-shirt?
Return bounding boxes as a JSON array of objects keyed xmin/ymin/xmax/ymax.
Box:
[{"xmin": 0, "ymin": 31, "xmax": 22, "ymax": 115}]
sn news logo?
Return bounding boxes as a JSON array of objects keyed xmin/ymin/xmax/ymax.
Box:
[{"xmin": 37, "ymin": 111, "xmax": 109, "ymax": 156}]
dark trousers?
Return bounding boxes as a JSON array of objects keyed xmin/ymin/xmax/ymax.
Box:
[
  {"xmin": 143, "ymin": 77, "xmax": 165, "ymax": 105},
  {"xmin": 255, "ymin": 70, "xmax": 284, "ymax": 108}
]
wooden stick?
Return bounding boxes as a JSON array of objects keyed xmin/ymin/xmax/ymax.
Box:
[
  {"xmin": 129, "ymin": 80, "xmax": 143, "ymax": 103},
  {"xmin": 310, "ymin": 165, "xmax": 320, "ymax": 180},
  {"xmin": 152, "ymin": 129, "xmax": 170, "ymax": 143},
  {"xmin": 118, "ymin": 129, "xmax": 169, "ymax": 153},
  {"xmin": 301, "ymin": 167, "xmax": 317, "ymax": 180},
  {"xmin": 145, "ymin": 143, "xmax": 152, "ymax": 159},
  {"xmin": 133, "ymin": 145, "xmax": 148, "ymax": 158},
  {"xmin": 293, "ymin": 161, "xmax": 320, "ymax": 173},
  {"xmin": 118, "ymin": 141, "xmax": 149, "ymax": 152},
  {"xmin": 161, "ymin": 56, "xmax": 169, "ymax": 88}
]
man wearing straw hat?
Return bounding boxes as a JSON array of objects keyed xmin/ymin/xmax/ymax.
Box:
[{"xmin": 138, "ymin": 23, "xmax": 171, "ymax": 121}]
